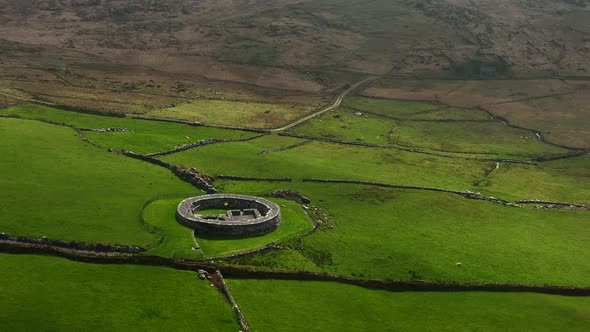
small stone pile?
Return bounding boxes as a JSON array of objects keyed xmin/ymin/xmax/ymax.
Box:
[{"xmin": 170, "ymin": 166, "xmax": 217, "ymax": 194}]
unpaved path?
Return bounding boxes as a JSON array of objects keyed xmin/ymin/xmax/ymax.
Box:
[{"xmin": 271, "ymin": 76, "xmax": 379, "ymax": 132}]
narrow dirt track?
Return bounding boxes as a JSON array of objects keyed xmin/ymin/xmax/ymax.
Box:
[{"xmin": 271, "ymin": 76, "xmax": 379, "ymax": 132}]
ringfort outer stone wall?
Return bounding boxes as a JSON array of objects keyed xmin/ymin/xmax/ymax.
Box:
[{"xmin": 176, "ymin": 194, "xmax": 281, "ymax": 236}]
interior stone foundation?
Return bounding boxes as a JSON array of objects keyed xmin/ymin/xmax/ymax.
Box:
[{"xmin": 176, "ymin": 194, "xmax": 281, "ymax": 236}]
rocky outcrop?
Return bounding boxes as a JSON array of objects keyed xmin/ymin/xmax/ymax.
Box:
[
  {"xmin": 268, "ymin": 189, "xmax": 311, "ymax": 204},
  {"xmin": 78, "ymin": 127, "xmax": 129, "ymax": 133},
  {"xmin": 120, "ymin": 150, "xmax": 217, "ymax": 193},
  {"xmin": 516, "ymin": 200, "xmax": 589, "ymax": 211},
  {"xmin": 171, "ymin": 166, "xmax": 218, "ymax": 194}
]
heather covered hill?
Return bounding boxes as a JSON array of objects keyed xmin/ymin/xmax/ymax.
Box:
[{"xmin": 0, "ymin": 0, "xmax": 588, "ymax": 83}]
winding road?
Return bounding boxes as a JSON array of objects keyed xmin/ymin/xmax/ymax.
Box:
[{"xmin": 271, "ymin": 76, "xmax": 380, "ymax": 132}]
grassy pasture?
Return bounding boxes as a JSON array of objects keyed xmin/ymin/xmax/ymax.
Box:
[
  {"xmin": 1, "ymin": 94, "xmax": 589, "ymax": 330},
  {"xmin": 406, "ymin": 107, "xmax": 492, "ymax": 120},
  {"xmin": 5, "ymin": 81, "xmax": 179, "ymax": 114},
  {"xmin": 345, "ymin": 97, "xmax": 493, "ymax": 122},
  {"xmin": 503, "ymin": 90, "xmax": 590, "ymax": 149},
  {"xmin": 290, "ymin": 108, "xmax": 395, "ymax": 146},
  {"xmin": 0, "ymin": 117, "xmax": 193, "ymax": 245},
  {"xmin": 163, "ymin": 132, "xmax": 584, "ymax": 203},
  {"xmin": 343, "ymin": 96, "xmax": 439, "ymax": 117},
  {"xmin": 479, "ymin": 154, "xmax": 590, "ymax": 204},
  {"xmin": 161, "ymin": 135, "xmax": 490, "ymax": 189},
  {"xmin": 0, "ymin": 254, "xmax": 237, "ymax": 331},
  {"xmin": 228, "ymin": 279, "xmax": 590, "ymax": 332},
  {"xmin": 220, "ymin": 181, "xmax": 590, "ymax": 287},
  {"xmin": 147, "ymin": 99, "xmax": 314, "ymax": 129},
  {"xmin": 143, "ymin": 196, "xmax": 314, "ymax": 258},
  {"xmin": 235, "ymin": 133, "xmax": 306, "ymax": 151},
  {"xmin": 1, "ymin": 104, "xmax": 255, "ymax": 154},
  {"xmin": 363, "ymin": 79, "xmax": 590, "ymax": 149},
  {"xmin": 390, "ymin": 120, "xmax": 569, "ymax": 158},
  {"xmin": 290, "ymin": 104, "xmax": 569, "ymax": 159}
]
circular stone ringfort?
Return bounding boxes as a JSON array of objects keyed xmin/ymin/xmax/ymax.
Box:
[{"xmin": 176, "ymin": 194, "xmax": 281, "ymax": 236}]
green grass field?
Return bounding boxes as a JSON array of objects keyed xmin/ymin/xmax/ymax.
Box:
[
  {"xmin": 0, "ymin": 254, "xmax": 237, "ymax": 331},
  {"xmin": 143, "ymin": 195, "xmax": 314, "ymax": 258},
  {"xmin": 289, "ymin": 105, "xmax": 569, "ymax": 159},
  {"xmin": 0, "ymin": 117, "xmax": 193, "ymax": 245},
  {"xmin": 389, "ymin": 120, "xmax": 568, "ymax": 158},
  {"xmin": 343, "ymin": 96, "xmax": 440, "ymax": 117},
  {"xmin": 140, "ymin": 194, "xmax": 203, "ymax": 259},
  {"xmin": 228, "ymin": 279, "xmax": 590, "ymax": 332},
  {"xmin": 161, "ymin": 134, "xmax": 490, "ymax": 189},
  {"xmin": 220, "ymin": 181, "xmax": 590, "ymax": 287},
  {"xmin": 479, "ymin": 154, "xmax": 590, "ymax": 204},
  {"xmin": 147, "ymin": 99, "xmax": 314, "ymax": 129},
  {"xmin": 290, "ymin": 108, "xmax": 395, "ymax": 146},
  {"xmin": 1, "ymin": 104, "xmax": 255, "ymax": 154},
  {"xmin": 161, "ymin": 132, "xmax": 586, "ymax": 203},
  {"xmin": 1, "ymin": 96, "xmax": 589, "ymax": 330},
  {"xmin": 344, "ymin": 97, "xmax": 492, "ymax": 121}
]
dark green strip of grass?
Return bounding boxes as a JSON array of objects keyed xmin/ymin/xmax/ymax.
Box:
[
  {"xmin": 0, "ymin": 253, "xmax": 237, "ymax": 331},
  {"xmin": 143, "ymin": 196, "xmax": 314, "ymax": 258},
  {"xmin": 228, "ymin": 278, "xmax": 590, "ymax": 332}
]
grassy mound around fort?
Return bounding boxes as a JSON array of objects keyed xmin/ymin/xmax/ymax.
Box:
[
  {"xmin": 0, "ymin": 254, "xmax": 237, "ymax": 331},
  {"xmin": 227, "ymin": 279, "xmax": 590, "ymax": 332},
  {"xmin": 0, "ymin": 117, "xmax": 193, "ymax": 245},
  {"xmin": 143, "ymin": 195, "xmax": 314, "ymax": 258}
]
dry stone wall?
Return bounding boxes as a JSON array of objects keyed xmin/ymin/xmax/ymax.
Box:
[
  {"xmin": 176, "ymin": 194, "xmax": 281, "ymax": 236},
  {"xmin": 278, "ymin": 132, "xmax": 534, "ymax": 164},
  {"xmin": 302, "ymin": 178, "xmax": 520, "ymax": 207},
  {"xmin": 3, "ymin": 240, "xmax": 590, "ymax": 297},
  {"xmin": 120, "ymin": 150, "xmax": 217, "ymax": 193},
  {"xmin": 0, "ymin": 233, "xmax": 144, "ymax": 253}
]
